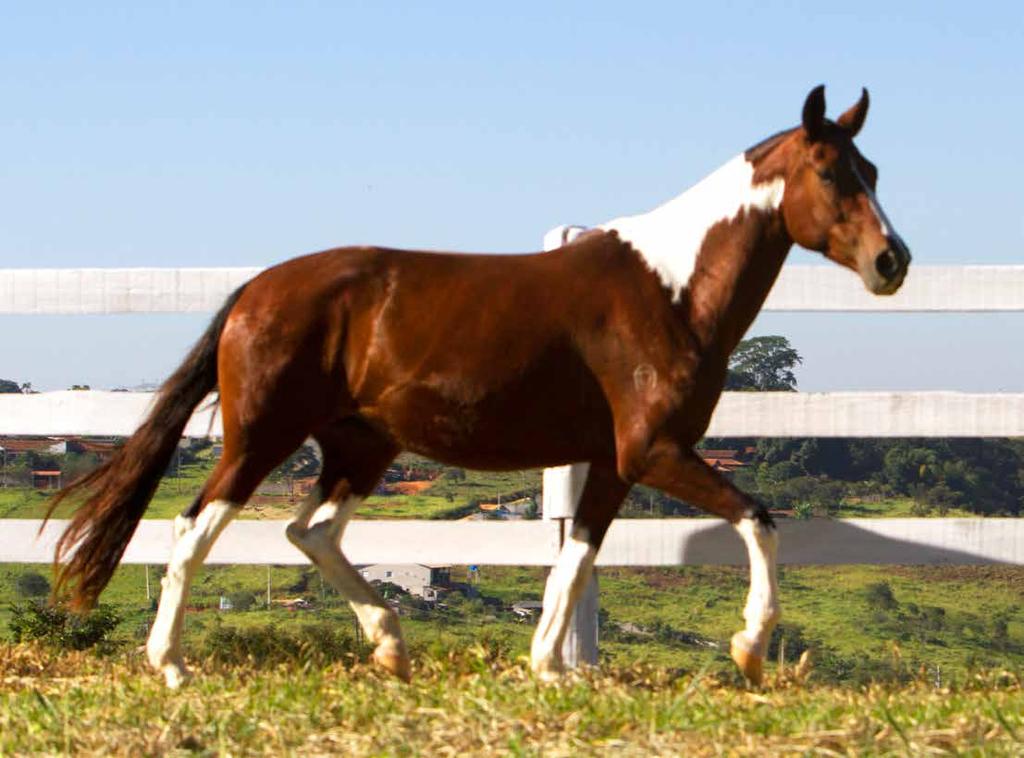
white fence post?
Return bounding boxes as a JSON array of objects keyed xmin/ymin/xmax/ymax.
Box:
[{"xmin": 541, "ymin": 225, "xmax": 600, "ymax": 668}]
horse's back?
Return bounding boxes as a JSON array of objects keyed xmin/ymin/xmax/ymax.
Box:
[{"xmin": 214, "ymin": 236, "xmax": 648, "ymax": 468}]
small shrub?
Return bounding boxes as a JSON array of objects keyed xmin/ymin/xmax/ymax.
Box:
[
  {"xmin": 792, "ymin": 502, "xmax": 814, "ymax": 520},
  {"xmin": 14, "ymin": 571, "xmax": 51, "ymax": 599},
  {"xmin": 991, "ymin": 613, "xmax": 1011, "ymax": 651},
  {"xmin": 227, "ymin": 590, "xmax": 257, "ymax": 611},
  {"xmin": 373, "ymin": 581, "xmax": 408, "ymax": 600},
  {"xmin": 8, "ymin": 601, "xmax": 121, "ymax": 651},
  {"xmin": 198, "ymin": 621, "xmax": 358, "ymax": 666},
  {"xmin": 767, "ymin": 621, "xmax": 812, "ymax": 660},
  {"xmin": 864, "ymin": 581, "xmax": 898, "ymax": 612},
  {"xmin": 285, "ymin": 570, "xmax": 313, "ymax": 594}
]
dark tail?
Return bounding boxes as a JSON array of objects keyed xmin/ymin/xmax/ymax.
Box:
[{"xmin": 46, "ymin": 285, "xmax": 247, "ymax": 611}]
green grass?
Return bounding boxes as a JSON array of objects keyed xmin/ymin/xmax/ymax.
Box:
[
  {"xmin": 359, "ymin": 494, "xmax": 471, "ymax": 519},
  {"xmin": 2, "ymin": 561, "xmax": 1022, "ymax": 753},
  {"xmin": 0, "ymin": 488, "xmax": 44, "ymax": 518},
  {"xmin": 837, "ymin": 496, "xmax": 977, "ymax": 518},
  {"xmin": 0, "ymin": 454, "xmax": 544, "ymax": 520},
  {"xmin": 471, "ymin": 564, "xmax": 1024, "ymax": 680},
  {"xmin": 4, "ymin": 562, "xmax": 1022, "ymax": 687},
  {"xmin": 0, "ymin": 644, "xmax": 1021, "ymax": 756}
]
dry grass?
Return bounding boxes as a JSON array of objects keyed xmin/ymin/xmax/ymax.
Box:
[{"xmin": 1, "ymin": 643, "xmax": 1022, "ymax": 756}]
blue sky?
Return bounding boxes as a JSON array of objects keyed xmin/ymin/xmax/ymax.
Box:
[{"xmin": 2, "ymin": 2, "xmax": 1022, "ymax": 390}]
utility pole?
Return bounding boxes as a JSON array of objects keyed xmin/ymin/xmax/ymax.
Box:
[{"xmin": 266, "ymin": 565, "xmax": 272, "ymax": 608}]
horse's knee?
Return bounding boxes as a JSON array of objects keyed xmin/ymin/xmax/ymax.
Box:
[{"xmin": 615, "ymin": 436, "xmax": 652, "ymax": 484}]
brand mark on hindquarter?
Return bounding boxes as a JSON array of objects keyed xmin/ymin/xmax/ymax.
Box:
[{"xmin": 633, "ymin": 364, "xmax": 657, "ymax": 393}]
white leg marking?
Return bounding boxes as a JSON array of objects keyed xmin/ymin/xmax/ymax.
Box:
[
  {"xmin": 733, "ymin": 517, "xmax": 780, "ymax": 659},
  {"xmin": 530, "ymin": 534, "xmax": 597, "ymax": 679},
  {"xmin": 147, "ymin": 500, "xmax": 238, "ymax": 688},
  {"xmin": 286, "ymin": 496, "xmax": 409, "ymax": 679}
]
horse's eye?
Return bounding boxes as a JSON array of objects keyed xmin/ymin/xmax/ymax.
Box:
[{"xmin": 818, "ymin": 168, "xmax": 836, "ymax": 185}]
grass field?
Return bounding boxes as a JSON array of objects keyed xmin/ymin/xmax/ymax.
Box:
[
  {"xmin": 3, "ymin": 561, "xmax": 1022, "ymax": 686},
  {"xmin": 0, "ymin": 644, "xmax": 1021, "ymax": 756},
  {"xmin": 2, "ymin": 457, "xmax": 1022, "ymax": 752},
  {"xmin": 0, "ymin": 470, "xmax": 978, "ymax": 522},
  {"xmin": 0, "ymin": 455, "xmax": 545, "ymax": 521}
]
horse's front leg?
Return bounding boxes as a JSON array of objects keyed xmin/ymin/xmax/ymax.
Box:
[
  {"xmin": 530, "ymin": 464, "xmax": 629, "ymax": 680},
  {"xmin": 632, "ymin": 439, "xmax": 780, "ymax": 685}
]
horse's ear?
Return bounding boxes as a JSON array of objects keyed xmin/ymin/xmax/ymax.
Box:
[
  {"xmin": 837, "ymin": 87, "xmax": 870, "ymax": 137},
  {"xmin": 802, "ymin": 84, "xmax": 826, "ymax": 142}
]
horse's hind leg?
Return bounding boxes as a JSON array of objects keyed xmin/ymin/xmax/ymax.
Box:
[
  {"xmin": 530, "ymin": 464, "xmax": 629, "ymax": 680},
  {"xmin": 284, "ymin": 421, "xmax": 409, "ymax": 680},
  {"xmin": 147, "ymin": 429, "xmax": 308, "ymax": 688}
]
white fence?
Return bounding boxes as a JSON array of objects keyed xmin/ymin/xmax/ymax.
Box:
[
  {"xmin": 5, "ymin": 518, "xmax": 1024, "ymax": 566},
  {"xmin": 2, "ymin": 265, "xmax": 1023, "ymax": 569},
  {"xmin": 4, "ymin": 265, "xmax": 1024, "ymax": 314}
]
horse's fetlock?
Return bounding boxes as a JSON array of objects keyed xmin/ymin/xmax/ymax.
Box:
[
  {"xmin": 745, "ymin": 503, "xmax": 776, "ymax": 530},
  {"xmin": 284, "ymin": 522, "xmax": 307, "ymax": 546},
  {"xmin": 172, "ymin": 515, "xmax": 195, "ymax": 542}
]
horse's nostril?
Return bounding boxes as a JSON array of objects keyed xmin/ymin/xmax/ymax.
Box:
[{"xmin": 875, "ymin": 249, "xmax": 900, "ymax": 280}]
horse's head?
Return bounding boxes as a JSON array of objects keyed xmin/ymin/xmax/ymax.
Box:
[{"xmin": 778, "ymin": 85, "xmax": 911, "ymax": 295}]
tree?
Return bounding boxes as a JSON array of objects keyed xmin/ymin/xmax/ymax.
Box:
[
  {"xmin": 227, "ymin": 591, "xmax": 256, "ymax": 611},
  {"xmin": 0, "ymin": 379, "xmax": 21, "ymax": 393},
  {"xmin": 727, "ymin": 335, "xmax": 802, "ymax": 391},
  {"xmin": 15, "ymin": 571, "xmax": 51, "ymax": 598},
  {"xmin": 268, "ymin": 444, "xmax": 322, "ymax": 496}
]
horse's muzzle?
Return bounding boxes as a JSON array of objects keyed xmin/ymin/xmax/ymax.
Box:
[{"xmin": 871, "ymin": 236, "xmax": 911, "ymax": 294}]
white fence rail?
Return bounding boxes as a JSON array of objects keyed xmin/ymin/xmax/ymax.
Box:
[
  {"xmin": 4, "ymin": 389, "xmax": 1024, "ymax": 438},
  {"xmin": 6, "ymin": 518, "xmax": 1024, "ymax": 566},
  {"xmin": 4, "ymin": 265, "xmax": 1024, "ymax": 314}
]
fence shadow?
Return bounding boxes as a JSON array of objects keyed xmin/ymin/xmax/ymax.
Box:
[{"xmin": 673, "ymin": 517, "xmax": 1020, "ymax": 566}]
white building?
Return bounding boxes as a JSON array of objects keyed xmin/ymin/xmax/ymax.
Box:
[{"xmin": 358, "ymin": 564, "xmax": 451, "ymax": 601}]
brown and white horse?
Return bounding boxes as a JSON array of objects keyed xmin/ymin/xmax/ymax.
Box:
[{"xmin": 47, "ymin": 85, "xmax": 909, "ymax": 688}]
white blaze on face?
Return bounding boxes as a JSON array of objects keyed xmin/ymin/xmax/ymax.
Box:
[
  {"xmin": 850, "ymin": 159, "xmax": 898, "ymax": 241},
  {"xmin": 599, "ymin": 154, "xmax": 786, "ymax": 301}
]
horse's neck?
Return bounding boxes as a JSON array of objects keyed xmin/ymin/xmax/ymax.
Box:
[
  {"xmin": 599, "ymin": 152, "xmax": 791, "ymax": 353},
  {"xmin": 599, "ymin": 154, "xmax": 785, "ymax": 302},
  {"xmin": 686, "ymin": 213, "xmax": 792, "ymax": 356}
]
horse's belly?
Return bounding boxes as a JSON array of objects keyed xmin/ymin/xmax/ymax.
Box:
[{"xmin": 365, "ymin": 378, "xmax": 614, "ymax": 471}]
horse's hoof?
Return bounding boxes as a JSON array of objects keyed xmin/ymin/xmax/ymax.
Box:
[
  {"xmin": 530, "ymin": 657, "xmax": 565, "ymax": 683},
  {"xmin": 534, "ymin": 667, "xmax": 563, "ymax": 684},
  {"xmin": 373, "ymin": 646, "xmax": 411, "ymax": 683},
  {"xmin": 730, "ymin": 632, "xmax": 763, "ymax": 686},
  {"xmin": 161, "ymin": 662, "xmax": 192, "ymax": 690}
]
